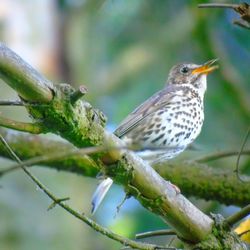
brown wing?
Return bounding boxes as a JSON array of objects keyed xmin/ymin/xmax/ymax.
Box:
[{"xmin": 114, "ymin": 84, "xmax": 179, "ymax": 138}]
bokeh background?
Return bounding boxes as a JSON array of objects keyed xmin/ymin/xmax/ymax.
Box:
[{"xmin": 0, "ymin": 0, "xmax": 249, "ymax": 249}]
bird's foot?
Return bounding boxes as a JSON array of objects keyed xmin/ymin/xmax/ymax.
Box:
[{"xmin": 168, "ymin": 181, "xmax": 181, "ymax": 194}]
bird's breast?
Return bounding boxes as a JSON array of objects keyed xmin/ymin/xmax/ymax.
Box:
[{"xmin": 129, "ymin": 95, "xmax": 204, "ymax": 151}]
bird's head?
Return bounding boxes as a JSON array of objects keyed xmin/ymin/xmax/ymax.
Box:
[{"xmin": 167, "ymin": 59, "xmax": 219, "ymax": 95}]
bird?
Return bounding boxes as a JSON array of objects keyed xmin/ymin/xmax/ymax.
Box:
[{"xmin": 91, "ymin": 59, "xmax": 219, "ymax": 214}]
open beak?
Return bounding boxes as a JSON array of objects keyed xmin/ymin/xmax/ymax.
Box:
[{"xmin": 192, "ymin": 58, "xmax": 219, "ymax": 75}]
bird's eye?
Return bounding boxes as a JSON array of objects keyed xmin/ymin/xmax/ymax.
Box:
[{"xmin": 180, "ymin": 66, "xmax": 189, "ymax": 74}]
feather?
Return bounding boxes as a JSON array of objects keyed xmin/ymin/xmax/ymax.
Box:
[
  {"xmin": 114, "ymin": 85, "xmax": 178, "ymax": 138},
  {"xmin": 91, "ymin": 178, "xmax": 113, "ymax": 214}
]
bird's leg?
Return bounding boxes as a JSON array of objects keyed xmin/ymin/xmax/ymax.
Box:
[{"xmin": 114, "ymin": 193, "xmax": 131, "ymax": 218}]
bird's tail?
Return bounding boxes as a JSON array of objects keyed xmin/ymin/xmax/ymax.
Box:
[{"xmin": 91, "ymin": 177, "xmax": 113, "ymax": 214}]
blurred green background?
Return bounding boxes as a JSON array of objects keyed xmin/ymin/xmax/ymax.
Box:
[{"xmin": 0, "ymin": 0, "xmax": 249, "ymax": 249}]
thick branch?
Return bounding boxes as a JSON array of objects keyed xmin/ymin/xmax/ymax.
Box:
[
  {"xmin": 1, "ymin": 128, "xmax": 249, "ymax": 208},
  {"xmin": 154, "ymin": 161, "xmax": 250, "ymax": 207},
  {"xmin": 0, "ymin": 128, "xmax": 98, "ymax": 176},
  {"xmin": 0, "ymin": 43, "xmax": 54, "ymax": 102}
]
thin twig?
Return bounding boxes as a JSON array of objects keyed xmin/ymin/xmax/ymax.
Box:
[
  {"xmin": 47, "ymin": 197, "xmax": 70, "ymax": 211},
  {"xmin": 198, "ymin": 2, "xmax": 250, "ymax": 30},
  {"xmin": 234, "ymin": 127, "xmax": 250, "ymax": 183},
  {"xmin": 0, "ymin": 134, "xmax": 172, "ymax": 250},
  {"xmin": 136, "ymin": 230, "xmax": 176, "ymax": 239},
  {"xmin": 0, "ymin": 100, "xmax": 50, "ymax": 107},
  {"xmin": 0, "ymin": 144, "xmax": 128, "ymax": 176},
  {"xmin": 70, "ymin": 85, "xmax": 88, "ymax": 105},
  {"xmin": 121, "ymin": 246, "xmax": 177, "ymax": 250},
  {"xmin": 198, "ymin": 3, "xmax": 238, "ymax": 9},
  {"xmin": 238, "ymin": 229, "xmax": 250, "ymax": 238},
  {"xmin": 195, "ymin": 150, "xmax": 250, "ymax": 163},
  {"xmin": 233, "ymin": 20, "xmax": 250, "ymax": 29},
  {"xmin": 226, "ymin": 204, "xmax": 250, "ymax": 227},
  {"xmin": 167, "ymin": 237, "xmax": 176, "ymax": 248},
  {"xmin": 0, "ymin": 100, "xmax": 24, "ymax": 106},
  {"xmin": 0, "ymin": 116, "xmax": 46, "ymax": 134}
]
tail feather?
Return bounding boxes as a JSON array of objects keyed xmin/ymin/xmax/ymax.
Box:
[{"xmin": 91, "ymin": 177, "xmax": 113, "ymax": 214}]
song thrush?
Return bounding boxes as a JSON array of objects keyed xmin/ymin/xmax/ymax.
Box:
[{"xmin": 91, "ymin": 59, "xmax": 218, "ymax": 213}]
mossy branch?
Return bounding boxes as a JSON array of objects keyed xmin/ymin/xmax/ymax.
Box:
[
  {"xmin": 154, "ymin": 161, "xmax": 250, "ymax": 207},
  {"xmin": 0, "ymin": 44, "xmax": 247, "ymax": 248},
  {"xmin": 0, "ymin": 128, "xmax": 249, "ymax": 208}
]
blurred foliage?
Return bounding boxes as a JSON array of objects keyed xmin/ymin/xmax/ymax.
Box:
[{"xmin": 0, "ymin": 0, "xmax": 249, "ymax": 249}]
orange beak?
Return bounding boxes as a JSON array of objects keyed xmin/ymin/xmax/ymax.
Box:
[{"xmin": 192, "ymin": 59, "xmax": 219, "ymax": 75}]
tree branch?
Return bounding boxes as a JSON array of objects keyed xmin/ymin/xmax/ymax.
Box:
[
  {"xmin": 136, "ymin": 229, "xmax": 176, "ymax": 239},
  {"xmin": 198, "ymin": 3, "xmax": 238, "ymax": 9},
  {"xmin": 0, "ymin": 43, "xmax": 54, "ymax": 102},
  {"xmin": 195, "ymin": 150, "xmax": 250, "ymax": 163},
  {"xmin": 226, "ymin": 204, "xmax": 250, "ymax": 227},
  {"xmin": 0, "ymin": 99, "xmax": 50, "ymax": 107},
  {"xmin": 0, "ymin": 100, "xmax": 25, "ymax": 106},
  {"xmin": 0, "ymin": 128, "xmax": 249, "ymax": 207},
  {"xmin": 70, "ymin": 85, "xmax": 88, "ymax": 105},
  {"xmin": 234, "ymin": 127, "xmax": 250, "ymax": 183},
  {"xmin": 198, "ymin": 3, "xmax": 250, "ymax": 29},
  {"xmin": 154, "ymin": 161, "xmax": 250, "ymax": 208},
  {"xmin": 0, "ymin": 116, "xmax": 46, "ymax": 134}
]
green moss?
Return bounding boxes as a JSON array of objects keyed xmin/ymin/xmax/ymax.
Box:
[
  {"xmin": 191, "ymin": 215, "xmax": 247, "ymax": 250},
  {"xmin": 26, "ymin": 83, "xmax": 106, "ymax": 149},
  {"xmin": 154, "ymin": 162, "xmax": 250, "ymax": 207},
  {"xmin": 107, "ymin": 156, "xmax": 134, "ymax": 185}
]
